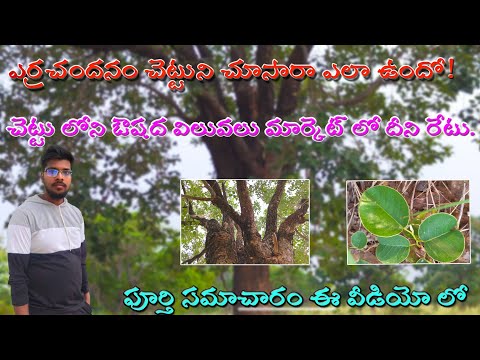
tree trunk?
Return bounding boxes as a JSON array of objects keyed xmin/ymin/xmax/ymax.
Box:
[
  {"xmin": 233, "ymin": 265, "xmax": 271, "ymax": 315},
  {"xmin": 200, "ymin": 45, "xmax": 315, "ymax": 314},
  {"xmin": 214, "ymin": 150, "xmax": 274, "ymax": 314}
]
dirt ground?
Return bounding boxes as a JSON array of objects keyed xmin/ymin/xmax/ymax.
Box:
[{"xmin": 346, "ymin": 180, "xmax": 470, "ymax": 264}]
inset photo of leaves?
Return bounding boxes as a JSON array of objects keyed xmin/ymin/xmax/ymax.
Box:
[
  {"xmin": 346, "ymin": 180, "xmax": 470, "ymax": 265},
  {"xmin": 180, "ymin": 179, "xmax": 310, "ymax": 265}
]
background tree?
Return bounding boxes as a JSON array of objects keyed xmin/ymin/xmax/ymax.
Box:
[
  {"xmin": 1, "ymin": 45, "xmax": 479, "ymax": 314},
  {"xmin": 88, "ymin": 207, "xmax": 222, "ymax": 314},
  {"xmin": 0, "ymin": 240, "xmax": 14, "ymax": 314}
]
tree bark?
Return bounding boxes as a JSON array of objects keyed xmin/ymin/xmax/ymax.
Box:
[
  {"xmin": 184, "ymin": 180, "xmax": 306, "ymax": 265},
  {"xmin": 183, "ymin": 179, "xmax": 309, "ymax": 314}
]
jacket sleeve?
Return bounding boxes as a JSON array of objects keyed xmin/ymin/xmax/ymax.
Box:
[
  {"xmin": 6, "ymin": 210, "xmax": 31, "ymax": 306},
  {"xmin": 80, "ymin": 220, "xmax": 89, "ymax": 294}
]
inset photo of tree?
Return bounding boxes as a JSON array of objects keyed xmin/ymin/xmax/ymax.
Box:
[
  {"xmin": 346, "ymin": 180, "xmax": 470, "ymax": 265},
  {"xmin": 180, "ymin": 179, "xmax": 310, "ymax": 265}
]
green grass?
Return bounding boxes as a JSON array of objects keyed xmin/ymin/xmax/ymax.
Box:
[{"xmin": 264, "ymin": 304, "xmax": 480, "ymax": 315}]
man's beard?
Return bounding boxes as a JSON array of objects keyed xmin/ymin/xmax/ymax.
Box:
[{"xmin": 46, "ymin": 187, "xmax": 69, "ymax": 199}]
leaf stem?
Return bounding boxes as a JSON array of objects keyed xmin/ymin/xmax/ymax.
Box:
[
  {"xmin": 412, "ymin": 199, "xmax": 470, "ymax": 218},
  {"xmin": 404, "ymin": 225, "xmax": 420, "ymax": 246}
]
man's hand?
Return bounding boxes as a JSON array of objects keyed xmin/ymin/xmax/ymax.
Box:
[
  {"xmin": 84, "ymin": 291, "xmax": 91, "ymax": 305},
  {"xmin": 13, "ymin": 304, "xmax": 29, "ymax": 315}
]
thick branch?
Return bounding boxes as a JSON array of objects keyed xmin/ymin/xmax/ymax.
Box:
[
  {"xmin": 196, "ymin": 91, "xmax": 228, "ymax": 119},
  {"xmin": 202, "ymin": 180, "xmax": 243, "ymax": 224},
  {"xmin": 231, "ymin": 46, "xmax": 257, "ymax": 121},
  {"xmin": 194, "ymin": 90, "xmax": 267, "ymax": 178},
  {"xmin": 201, "ymin": 180, "xmax": 217, "ymax": 197},
  {"xmin": 265, "ymin": 180, "xmax": 287, "ymax": 236},
  {"xmin": 221, "ymin": 181, "xmax": 227, "ymax": 198},
  {"xmin": 278, "ymin": 198, "xmax": 309, "ymax": 236},
  {"xmin": 237, "ymin": 180, "xmax": 255, "ymax": 224},
  {"xmin": 231, "ymin": 137, "xmax": 267, "ymax": 178},
  {"xmin": 276, "ymin": 45, "xmax": 315, "ymax": 117},
  {"xmin": 205, "ymin": 180, "xmax": 223, "ymax": 198},
  {"xmin": 256, "ymin": 45, "xmax": 275, "ymax": 125},
  {"xmin": 202, "ymin": 181, "xmax": 244, "ymax": 226},
  {"xmin": 227, "ymin": 46, "xmax": 266, "ymax": 172},
  {"xmin": 197, "ymin": 45, "xmax": 228, "ymax": 110},
  {"xmin": 212, "ymin": 197, "xmax": 244, "ymax": 227}
]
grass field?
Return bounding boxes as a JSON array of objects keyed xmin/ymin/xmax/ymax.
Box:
[{"xmin": 241, "ymin": 305, "xmax": 480, "ymax": 315}]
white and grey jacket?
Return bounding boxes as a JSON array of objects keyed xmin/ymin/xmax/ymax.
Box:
[{"xmin": 7, "ymin": 194, "xmax": 89, "ymax": 314}]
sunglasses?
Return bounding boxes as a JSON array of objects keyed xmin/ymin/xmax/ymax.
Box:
[{"xmin": 44, "ymin": 168, "xmax": 73, "ymax": 177}]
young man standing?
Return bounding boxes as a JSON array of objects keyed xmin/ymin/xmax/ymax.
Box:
[{"xmin": 7, "ymin": 144, "xmax": 91, "ymax": 315}]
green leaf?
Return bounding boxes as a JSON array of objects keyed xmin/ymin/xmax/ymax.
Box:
[
  {"xmin": 351, "ymin": 231, "xmax": 368, "ymax": 249},
  {"xmin": 359, "ymin": 185, "xmax": 410, "ymax": 237},
  {"xmin": 376, "ymin": 235, "xmax": 411, "ymax": 264},
  {"xmin": 418, "ymin": 213, "xmax": 465, "ymax": 263}
]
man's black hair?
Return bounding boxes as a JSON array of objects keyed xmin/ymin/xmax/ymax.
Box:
[{"xmin": 41, "ymin": 145, "xmax": 74, "ymax": 169}]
